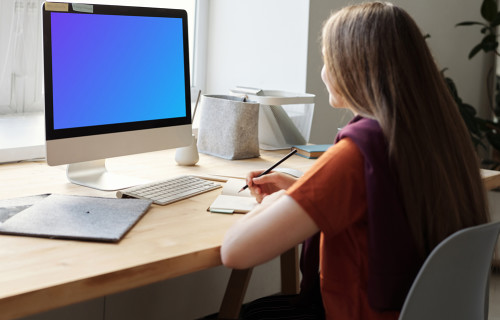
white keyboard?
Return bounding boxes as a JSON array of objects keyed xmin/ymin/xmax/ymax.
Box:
[{"xmin": 116, "ymin": 175, "xmax": 222, "ymax": 205}]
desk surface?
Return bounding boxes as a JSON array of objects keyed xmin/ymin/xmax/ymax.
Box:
[
  {"xmin": 1, "ymin": 150, "xmax": 499, "ymax": 320},
  {"xmin": 0, "ymin": 149, "xmax": 313, "ymax": 320}
]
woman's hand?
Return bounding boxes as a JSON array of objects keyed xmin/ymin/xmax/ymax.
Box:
[{"xmin": 246, "ymin": 170, "xmax": 298, "ymax": 203}]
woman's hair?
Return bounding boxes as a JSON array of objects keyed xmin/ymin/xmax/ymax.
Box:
[{"xmin": 322, "ymin": 2, "xmax": 489, "ymax": 256}]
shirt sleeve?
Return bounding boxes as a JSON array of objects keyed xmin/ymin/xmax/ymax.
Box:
[{"xmin": 287, "ymin": 138, "xmax": 367, "ymax": 236}]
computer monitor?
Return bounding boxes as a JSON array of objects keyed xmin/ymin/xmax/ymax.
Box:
[{"xmin": 42, "ymin": 2, "xmax": 192, "ymax": 191}]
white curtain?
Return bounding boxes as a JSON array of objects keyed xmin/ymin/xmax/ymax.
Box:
[{"xmin": 0, "ymin": 0, "xmax": 44, "ymax": 115}]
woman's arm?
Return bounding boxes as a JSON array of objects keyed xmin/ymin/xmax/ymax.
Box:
[{"xmin": 221, "ymin": 190, "xmax": 319, "ymax": 270}]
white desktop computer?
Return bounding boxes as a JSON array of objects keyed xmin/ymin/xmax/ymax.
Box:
[{"xmin": 42, "ymin": 2, "xmax": 192, "ymax": 191}]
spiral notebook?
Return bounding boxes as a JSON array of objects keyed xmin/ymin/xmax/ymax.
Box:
[{"xmin": 0, "ymin": 194, "xmax": 152, "ymax": 242}]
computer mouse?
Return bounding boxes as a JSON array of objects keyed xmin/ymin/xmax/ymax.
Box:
[{"xmin": 274, "ymin": 167, "xmax": 303, "ymax": 178}]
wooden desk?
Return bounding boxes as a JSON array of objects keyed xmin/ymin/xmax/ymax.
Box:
[
  {"xmin": 1, "ymin": 150, "xmax": 499, "ymax": 320},
  {"xmin": 482, "ymin": 169, "xmax": 500, "ymax": 268},
  {"xmin": 0, "ymin": 149, "xmax": 313, "ymax": 320},
  {"xmin": 481, "ymin": 169, "xmax": 500, "ymax": 190}
]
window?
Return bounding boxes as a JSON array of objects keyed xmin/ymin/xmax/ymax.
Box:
[
  {"xmin": 0, "ymin": 0, "xmax": 44, "ymax": 115},
  {"xmin": 0, "ymin": 0, "xmax": 205, "ymax": 163}
]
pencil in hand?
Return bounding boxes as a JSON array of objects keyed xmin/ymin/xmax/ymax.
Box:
[{"xmin": 238, "ymin": 149, "xmax": 297, "ymax": 193}]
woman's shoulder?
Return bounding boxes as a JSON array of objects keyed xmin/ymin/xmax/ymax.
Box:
[
  {"xmin": 319, "ymin": 137, "xmax": 364, "ymax": 168},
  {"xmin": 337, "ymin": 116, "xmax": 388, "ymax": 161},
  {"xmin": 292, "ymin": 138, "xmax": 365, "ymax": 193}
]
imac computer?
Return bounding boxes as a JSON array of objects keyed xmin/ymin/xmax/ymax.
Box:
[{"xmin": 42, "ymin": 2, "xmax": 192, "ymax": 191}]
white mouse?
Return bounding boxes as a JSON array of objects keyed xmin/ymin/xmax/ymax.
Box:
[{"xmin": 274, "ymin": 167, "xmax": 303, "ymax": 178}]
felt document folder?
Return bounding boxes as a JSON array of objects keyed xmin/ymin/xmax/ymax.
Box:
[
  {"xmin": 0, "ymin": 193, "xmax": 49, "ymax": 223},
  {"xmin": 209, "ymin": 179, "xmax": 258, "ymax": 214},
  {"xmin": 0, "ymin": 194, "xmax": 152, "ymax": 242}
]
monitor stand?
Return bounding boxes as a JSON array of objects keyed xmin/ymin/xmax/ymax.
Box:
[{"xmin": 66, "ymin": 159, "xmax": 149, "ymax": 191}]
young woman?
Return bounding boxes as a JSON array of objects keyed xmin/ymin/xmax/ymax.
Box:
[{"xmin": 221, "ymin": 2, "xmax": 489, "ymax": 319}]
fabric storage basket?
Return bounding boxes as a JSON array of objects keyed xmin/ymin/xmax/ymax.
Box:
[{"xmin": 197, "ymin": 95, "xmax": 260, "ymax": 160}]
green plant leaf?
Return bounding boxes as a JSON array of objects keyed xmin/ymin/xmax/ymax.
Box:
[
  {"xmin": 474, "ymin": 135, "xmax": 488, "ymax": 150},
  {"xmin": 481, "ymin": 34, "xmax": 498, "ymax": 51},
  {"xmin": 456, "ymin": 21, "xmax": 488, "ymax": 27},
  {"xmin": 443, "ymin": 75, "xmax": 458, "ymax": 96},
  {"xmin": 487, "ymin": 131, "xmax": 500, "ymax": 150},
  {"xmin": 469, "ymin": 43, "xmax": 484, "ymax": 59},
  {"xmin": 476, "ymin": 118, "xmax": 490, "ymax": 131},
  {"xmin": 444, "ymin": 74, "xmax": 482, "ymax": 140},
  {"xmin": 468, "ymin": 34, "xmax": 499, "ymax": 58},
  {"xmin": 461, "ymin": 103, "xmax": 478, "ymax": 117},
  {"xmin": 491, "ymin": 12, "xmax": 500, "ymax": 27},
  {"xmin": 481, "ymin": 158, "xmax": 500, "ymax": 169},
  {"xmin": 481, "ymin": 0, "xmax": 498, "ymax": 22},
  {"xmin": 495, "ymin": 75, "xmax": 500, "ymax": 117}
]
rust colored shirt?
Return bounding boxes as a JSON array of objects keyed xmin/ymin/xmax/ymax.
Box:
[{"xmin": 287, "ymin": 138, "xmax": 399, "ymax": 320}]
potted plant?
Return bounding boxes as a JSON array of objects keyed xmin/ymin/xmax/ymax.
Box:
[{"xmin": 448, "ymin": 0, "xmax": 500, "ymax": 168}]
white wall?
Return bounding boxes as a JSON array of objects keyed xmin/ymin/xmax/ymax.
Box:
[{"xmin": 204, "ymin": 0, "xmax": 310, "ymax": 94}]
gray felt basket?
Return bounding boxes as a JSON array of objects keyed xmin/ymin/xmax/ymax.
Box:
[{"xmin": 197, "ymin": 95, "xmax": 260, "ymax": 160}]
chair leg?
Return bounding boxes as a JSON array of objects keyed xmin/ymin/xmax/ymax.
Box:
[
  {"xmin": 218, "ymin": 268, "xmax": 253, "ymax": 320},
  {"xmin": 280, "ymin": 247, "xmax": 300, "ymax": 294}
]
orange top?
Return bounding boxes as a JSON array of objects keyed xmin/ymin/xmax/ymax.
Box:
[{"xmin": 287, "ymin": 138, "xmax": 399, "ymax": 320}]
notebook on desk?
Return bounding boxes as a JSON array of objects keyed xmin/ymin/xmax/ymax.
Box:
[
  {"xmin": 209, "ymin": 179, "xmax": 258, "ymax": 214},
  {"xmin": 0, "ymin": 194, "xmax": 152, "ymax": 242}
]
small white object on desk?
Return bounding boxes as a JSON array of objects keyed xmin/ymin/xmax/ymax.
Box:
[
  {"xmin": 274, "ymin": 167, "xmax": 303, "ymax": 178},
  {"xmin": 176, "ymin": 89, "xmax": 201, "ymax": 166},
  {"xmin": 175, "ymin": 134, "xmax": 199, "ymax": 166}
]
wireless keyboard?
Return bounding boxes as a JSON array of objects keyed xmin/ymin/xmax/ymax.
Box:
[{"xmin": 116, "ymin": 175, "xmax": 222, "ymax": 205}]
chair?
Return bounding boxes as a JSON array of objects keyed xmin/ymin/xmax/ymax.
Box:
[{"xmin": 399, "ymin": 221, "xmax": 500, "ymax": 320}]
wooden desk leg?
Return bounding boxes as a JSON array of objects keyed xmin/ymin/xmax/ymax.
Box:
[
  {"xmin": 218, "ymin": 268, "xmax": 253, "ymax": 320},
  {"xmin": 280, "ymin": 246, "xmax": 300, "ymax": 294},
  {"xmin": 218, "ymin": 247, "xmax": 299, "ymax": 319}
]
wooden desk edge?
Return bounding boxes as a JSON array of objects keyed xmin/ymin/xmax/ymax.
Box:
[
  {"xmin": 0, "ymin": 247, "xmax": 222, "ymax": 320},
  {"xmin": 482, "ymin": 169, "xmax": 500, "ymax": 191}
]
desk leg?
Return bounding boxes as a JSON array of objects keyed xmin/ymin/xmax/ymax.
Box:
[
  {"xmin": 218, "ymin": 247, "xmax": 299, "ymax": 319},
  {"xmin": 218, "ymin": 268, "xmax": 253, "ymax": 320},
  {"xmin": 280, "ymin": 246, "xmax": 300, "ymax": 294}
]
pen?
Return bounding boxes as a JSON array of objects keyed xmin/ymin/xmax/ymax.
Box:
[{"xmin": 238, "ymin": 149, "xmax": 298, "ymax": 193}]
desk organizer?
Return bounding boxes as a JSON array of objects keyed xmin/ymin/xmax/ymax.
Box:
[
  {"xmin": 197, "ymin": 95, "xmax": 260, "ymax": 160},
  {"xmin": 231, "ymin": 87, "xmax": 315, "ymax": 150}
]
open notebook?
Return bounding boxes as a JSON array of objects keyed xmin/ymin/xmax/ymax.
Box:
[{"xmin": 209, "ymin": 179, "xmax": 258, "ymax": 214}]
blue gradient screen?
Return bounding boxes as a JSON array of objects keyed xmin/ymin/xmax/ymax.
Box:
[{"xmin": 50, "ymin": 12, "xmax": 187, "ymax": 130}]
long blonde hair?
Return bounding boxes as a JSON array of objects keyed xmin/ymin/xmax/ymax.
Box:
[{"xmin": 322, "ymin": 2, "xmax": 489, "ymax": 256}]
